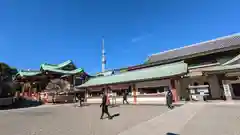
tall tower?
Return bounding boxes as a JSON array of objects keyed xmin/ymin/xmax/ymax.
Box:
[{"xmin": 101, "ymin": 36, "xmax": 106, "ymax": 72}]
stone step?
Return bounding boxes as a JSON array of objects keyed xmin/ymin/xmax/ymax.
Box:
[{"xmin": 118, "ymin": 103, "xmax": 205, "ymax": 135}]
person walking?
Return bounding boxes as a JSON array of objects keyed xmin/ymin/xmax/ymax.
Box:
[
  {"xmin": 100, "ymin": 89, "xmax": 112, "ymax": 119},
  {"xmin": 123, "ymin": 90, "xmax": 129, "ymax": 104},
  {"xmin": 52, "ymin": 92, "xmax": 57, "ymax": 104},
  {"xmin": 79, "ymin": 93, "xmax": 85, "ymax": 107},
  {"xmin": 166, "ymin": 87, "xmax": 174, "ymax": 109}
]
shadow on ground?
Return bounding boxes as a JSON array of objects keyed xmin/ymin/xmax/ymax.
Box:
[
  {"xmin": 166, "ymin": 132, "xmax": 180, "ymax": 135},
  {"xmin": 73, "ymin": 103, "xmax": 91, "ymax": 107},
  {"xmin": 83, "ymin": 103, "xmax": 183, "ymax": 107},
  {"xmin": 0, "ymin": 98, "xmax": 43, "ymax": 110},
  {"xmin": 109, "ymin": 104, "xmax": 120, "ymax": 108},
  {"xmin": 101, "ymin": 113, "xmax": 120, "ymax": 120}
]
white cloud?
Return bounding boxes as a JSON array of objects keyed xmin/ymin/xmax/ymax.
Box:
[{"xmin": 131, "ymin": 33, "xmax": 152, "ymax": 43}]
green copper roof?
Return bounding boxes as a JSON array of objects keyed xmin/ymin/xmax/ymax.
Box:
[
  {"xmin": 16, "ymin": 68, "xmax": 84, "ymax": 77},
  {"xmin": 76, "ymin": 61, "xmax": 188, "ymax": 88},
  {"xmin": 17, "ymin": 70, "xmax": 42, "ymax": 77},
  {"xmin": 16, "ymin": 60, "xmax": 84, "ymax": 78},
  {"xmin": 40, "ymin": 60, "xmax": 74, "ymax": 70},
  {"xmin": 44, "ymin": 68, "xmax": 84, "ymax": 75}
]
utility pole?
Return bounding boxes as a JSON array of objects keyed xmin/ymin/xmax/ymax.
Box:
[{"xmin": 101, "ymin": 36, "xmax": 106, "ymax": 72}]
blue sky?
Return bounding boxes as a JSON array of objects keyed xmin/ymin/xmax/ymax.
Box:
[{"xmin": 0, "ymin": 0, "xmax": 240, "ymax": 74}]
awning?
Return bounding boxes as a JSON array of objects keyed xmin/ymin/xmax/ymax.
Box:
[
  {"xmin": 185, "ymin": 71, "xmax": 203, "ymax": 77},
  {"xmin": 225, "ymin": 72, "xmax": 240, "ymax": 77},
  {"xmin": 202, "ymin": 64, "xmax": 240, "ymax": 74},
  {"xmin": 76, "ymin": 61, "xmax": 188, "ymax": 88}
]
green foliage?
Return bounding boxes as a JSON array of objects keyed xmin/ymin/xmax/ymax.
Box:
[{"xmin": 0, "ymin": 62, "xmax": 19, "ymax": 97}]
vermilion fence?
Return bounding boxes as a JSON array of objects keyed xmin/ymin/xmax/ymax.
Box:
[{"xmin": 18, "ymin": 92, "xmax": 48, "ymax": 103}]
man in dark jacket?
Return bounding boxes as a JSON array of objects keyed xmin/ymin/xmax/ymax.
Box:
[
  {"xmin": 123, "ymin": 90, "xmax": 129, "ymax": 104},
  {"xmin": 52, "ymin": 92, "xmax": 57, "ymax": 104},
  {"xmin": 79, "ymin": 93, "xmax": 85, "ymax": 107},
  {"xmin": 100, "ymin": 89, "xmax": 112, "ymax": 119},
  {"xmin": 166, "ymin": 88, "xmax": 174, "ymax": 109}
]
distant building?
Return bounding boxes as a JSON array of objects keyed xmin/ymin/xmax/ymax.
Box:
[{"xmin": 96, "ymin": 70, "xmax": 114, "ymax": 77}]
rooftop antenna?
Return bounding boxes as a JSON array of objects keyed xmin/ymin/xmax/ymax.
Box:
[{"xmin": 101, "ymin": 36, "xmax": 106, "ymax": 72}]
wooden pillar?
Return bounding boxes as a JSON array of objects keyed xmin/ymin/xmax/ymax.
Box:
[
  {"xmin": 28, "ymin": 82, "xmax": 32, "ymax": 97},
  {"xmin": 105, "ymin": 85, "xmax": 110, "ymax": 105},
  {"xmin": 175, "ymin": 79, "xmax": 181, "ymax": 101},
  {"xmin": 73, "ymin": 75, "xmax": 76, "ymax": 87},
  {"xmin": 132, "ymin": 84, "xmax": 137, "ymax": 104},
  {"xmin": 39, "ymin": 84, "xmax": 41, "ymax": 92},
  {"xmin": 170, "ymin": 79, "xmax": 178, "ymax": 102},
  {"xmin": 21, "ymin": 83, "xmax": 24, "ymax": 94},
  {"xmin": 84, "ymin": 88, "xmax": 88, "ymax": 102}
]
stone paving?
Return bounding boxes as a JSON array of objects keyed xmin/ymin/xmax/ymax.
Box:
[
  {"xmin": 179, "ymin": 104, "xmax": 240, "ymax": 135},
  {"xmin": 1, "ymin": 102, "xmax": 240, "ymax": 135},
  {"xmin": 0, "ymin": 104, "xmax": 169, "ymax": 135},
  {"xmin": 118, "ymin": 103, "xmax": 205, "ymax": 135},
  {"xmin": 119, "ymin": 102, "xmax": 240, "ymax": 135}
]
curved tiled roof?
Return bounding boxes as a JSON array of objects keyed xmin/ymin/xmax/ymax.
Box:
[
  {"xmin": 148, "ymin": 33, "xmax": 240, "ymax": 63},
  {"xmin": 16, "ymin": 60, "xmax": 85, "ymax": 78},
  {"xmin": 16, "ymin": 70, "xmax": 42, "ymax": 77},
  {"xmin": 43, "ymin": 67, "xmax": 84, "ymax": 75},
  {"xmin": 40, "ymin": 60, "xmax": 74, "ymax": 70}
]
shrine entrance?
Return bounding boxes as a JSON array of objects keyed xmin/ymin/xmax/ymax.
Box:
[{"xmin": 232, "ymin": 83, "xmax": 240, "ymax": 97}]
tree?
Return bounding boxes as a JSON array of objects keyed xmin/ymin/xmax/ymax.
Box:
[
  {"xmin": 45, "ymin": 78, "xmax": 71, "ymax": 92},
  {"xmin": 0, "ymin": 62, "xmax": 18, "ymax": 97}
]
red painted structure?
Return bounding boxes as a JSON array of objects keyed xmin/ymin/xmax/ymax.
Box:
[{"xmin": 170, "ymin": 80, "xmax": 178, "ymax": 102}]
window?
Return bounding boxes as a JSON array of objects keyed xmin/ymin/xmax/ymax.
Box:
[
  {"xmin": 204, "ymin": 82, "xmax": 209, "ymax": 85},
  {"xmin": 112, "ymin": 90, "xmax": 125, "ymax": 96},
  {"xmin": 89, "ymin": 91, "xmax": 102, "ymax": 97},
  {"xmin": 139, "ymin": 87, "xmax": 165, "ymax": 94}
]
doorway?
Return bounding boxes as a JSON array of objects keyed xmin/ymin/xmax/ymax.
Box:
[{"xmin": 231, "ymin": 83, "xmax": 240, "ymax": 97}]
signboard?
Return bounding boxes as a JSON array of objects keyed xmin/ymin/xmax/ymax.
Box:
[
  {"xmin": 223, "ymin": 84, "xmax": 231, "ymax": 97},
  {"xmin": 200, "ymin": 91, "xmax": 205, "ymax": 96},
  {"xmin": 198, "ymin": 88, "xmax": 209, "ymax": 93},
  {"xmin": 188, "ymin": 85, "xmax": 209, "ymax": 96},
  {"xmin": 112, "ymin": 92, "xmax": 117, "ymax": 97},
  {"xmin": 190, "ymin": 89, "xmax": 195, "ymax": 94}
]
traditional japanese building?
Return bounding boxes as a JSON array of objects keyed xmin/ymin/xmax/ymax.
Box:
[
  {"xmin": 76, "ymin": 33, "xmax": 240, "ymax": 103},
  {"xmin": 15, "ymin": 60, "xmax": 89, "ymax": 95},
  {"xmin": 146, "ymin": 33, "xmax": 240, "ymax": 101}
]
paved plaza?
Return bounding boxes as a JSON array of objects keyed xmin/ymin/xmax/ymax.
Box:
[
  {"xmin": 120, "ymin": 103, "xmax": 240, "ymax": 135},
  {"xmin": 0, "ymin": 104, "xmax": 169, "ymax": 135},
  {"xmin": 1, "ymin": 103, "xmax": 240, "ymax": 135},
  {"xmin": 179, "ymin": 104, "xmax": 240, "ymax": 135}
]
